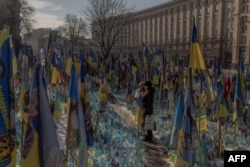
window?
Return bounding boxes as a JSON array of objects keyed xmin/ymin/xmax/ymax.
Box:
[
  {"xmin": 198, "ymin": 1, "xmax": 201, "ymax": 7},
  {"xmin": 214, "ymin": 14, "xmax": 218, "ymax": 23},
  {"xmin": 214, "ymin": 23, "xmax": 218, "ymax": 37},
  {"xmin": 240, "ymin": 50, "xmax": 246, "ymax": 60},
  {"xmin": 230, "ymin": 32, "xmax": 233, "ymax": 39},
  {"xmin": 191, "ymin": 2, "xmax": 194, "ymax": 9},
  {"xmin": 183, "ymin": 4, "xmax": 186, "ymax": 11},
  {"xmin": 215, "ymin": 5, "xmax": 219, "ymax": 12},
  {"xmin": 241, "ymin": 16, "xmax": 248, "ymax": 23},
  {"xmin": 197, "ymin": 18, "xmax": 201, "ymax": 33},
  {"xmin": 198, "ymin": 9, "xmax": 202, "ymax": 16},
  {"xmin": 241, "ymin": 26, "xmax": 247, "ymax": 33},
  {"xmin": 242, "ymin": 5, "xmax": 249, "ymax": 12},
  {"xmin": 183, "ymin": 21, "xmax": 186, "ymax": 37},
  {"xmin": 204, "ymin": 43, "xmax": 207, "ymax": 49},
  {"xmin": 165, "ymin": 23, "xmax": 168, "ymax": 40},
  {"xmin": 241, "ymin": 36, "xmax": 247, "ymax": 44},
  {"xmin": 176, "ymin": 22, "xmax": 180, "ymax": 39}
]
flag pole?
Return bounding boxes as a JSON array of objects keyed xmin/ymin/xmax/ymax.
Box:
[
  {"xmin": 217, "ymin": 117, "xmax": 222, "ymax": 158},
  {"xmin": 64, "ymin": 149, "xmax": 68, "ymax": 167}
]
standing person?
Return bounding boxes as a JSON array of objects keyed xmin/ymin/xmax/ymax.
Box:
[
  {"xmin": 134, "ymin": 81, "xmax": 145, "ymax": 135},
  {"xmin": 135, "ymin": 81, "xmax": 145, "ymax": 99},
  {"xmin": 142, "ymin": 81, "xmax": 155, "ymax": 142}
]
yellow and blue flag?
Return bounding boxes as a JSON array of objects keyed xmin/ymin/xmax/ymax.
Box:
[
  {"xmin": 197, "ymin": 141, "xmax": 209, "ymax": 167},
  {"xmin": 169, "ymin": 95, "xmax": 184, "ymax": 150},
  {"xmin": 142, "ymin": 43, "xmax": 149, "ymax": 67},
  {"xmin": 21, "ymin": 64, "xmax": 64, "ymax": 167},
  {"xmin": 0, "ymin": 28, "xmax": 13, "ymax": 167},
  {"xmin": 218, "ymin": 86, "xmax": 228, "ymax": 118},
  {"xmin": 155, "ymin": 49, "xmax": 162, "ymax": 65},
  {"xmin": 65, "ymin": 57, "xmax": 73, "ymax": 76},
  {"xmin": 189, "ymin": 21, "xmax": 206, "ymax": 70},
  {"xmin": 51, "ymin": 52, "xmax": 59, "ymax": 84},
  {"xmin": 53, "ymin": 87, "xmax": 62, "ymax": 119},
  {"xmin": 87, "ymin": 50, "xmax": 97, "ymax": 68},
  {"xmin": 128, "ymin": 52, "xmax": 137, "ymax": 77},
  {"xmin": 151, "ymin": 66, "xmax": 160, "ymax": 85},
  {"xmin": 175, "ymin": 85, "xmax": 194, "ymax": 167},
  {"xmin": 239, "ymin": 59, "xmax": 245, "ymax": 96},
  {"xmin": 182, "ymin": 87, "xmax": 194, "ymax": 163},
  {"xmin": 213, "ymin": 57, "xmax": 222, "ymax": 77},
  {"xmin": 23, "ymin": 43, "xmax": 33, "ymax": 79},
  {"xmin": 234, "ymin": 64, "xmax": 245, "ymax": 122},
  {"xmin": 128, "ymin": 52, "xmax": 137, "ymax": 67},
  {"xmin": 66, "ymin": 65, "xmax": 88, "ymax": 167}
]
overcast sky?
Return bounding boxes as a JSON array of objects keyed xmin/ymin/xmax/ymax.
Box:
[{"xmin": 28, "ymin": 0, "xmax": 171, "ymax": 29}]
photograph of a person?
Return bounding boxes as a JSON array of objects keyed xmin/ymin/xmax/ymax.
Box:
[{"xmin": 0, "ymin": 60, "xmax": 5, "ymax": 79}]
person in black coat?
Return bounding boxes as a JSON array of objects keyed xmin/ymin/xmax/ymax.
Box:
[{"xmin": 142, "ymin": 81, "xmax": 155, "ymax": 142}]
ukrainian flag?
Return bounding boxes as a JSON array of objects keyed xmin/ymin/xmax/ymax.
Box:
[
  {"xmin": 169, "ymin": 95, "xmax": 184, "ymax": 150},
  {"xmin": 0, "ymin": 28, "xmax": 13, "ymax": 167},
  {"xmin": 174, "ymin": 82, "xmax": 194, "ymax": 167},
  {"xmin": 218, "ymin": 88, "xmax": 228, "ymax": 118},
  {"xmin": 65, "ymin": 57, "xmax": 73, "ymax": 76},
  {"xmin": 87, "ymin": 50, "xmax": 97, "ymax": 68},
  {"xmin": 234, "ymin": 66, "xmax": 245, "ymax": 122},
  {"xmin": 151, "ymin": 67, "xmax": 159, "ymax": 85},
  {"xmin": 155, "ymin": 49, "xmax": 162, "ymax": 65},
  {"xmin": 51, "ymin": 53, "xmax": 59, "ymax": 84},
  {"xmin": 21, "ymin": 64, "xmax": 64, "ymax": 167},
  {"xmin": 66, "ymin": 65, "xmax": 88, "ymax": 167},
  {"xmin": 189, "ymin": 21, "xmax": 206, "ymax": 71},
  {"xmin": 53, "ymin": 87, "xmax": 62, "ymax": 119},
  {"xmin": 239, "ymin": 59, "xmax": 245, "ymax": 96}
]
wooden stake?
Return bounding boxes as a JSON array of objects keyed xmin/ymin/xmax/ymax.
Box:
[{"xmin": 217, "ymin": 118, "xmax": 222, "ymax": 158}]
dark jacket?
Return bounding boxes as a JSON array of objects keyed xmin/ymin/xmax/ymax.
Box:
[{"xmin": 142, "ymin": 87, "xmax": 155, "ymax": 115}]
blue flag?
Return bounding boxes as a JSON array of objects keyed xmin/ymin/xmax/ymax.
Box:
[
  {"xmin": 66, "ymin": 65, "xmax": 88, "ymax": 167},
  {"xmin": 169, "ymin": 95, "xmax": 184, "ymax": 150},
  {"xmin": 189, "ymin": 20, "xmax": 206, "ymax": 70},
  {"xmin": 175, "ymin": 85, "xmax": 194, "ymax": 165},
  {"xmin": 0, "ymin": 28, "xmax": 12, "ymax": 167},
  {"xmin": 87, "ymin": 50, "xmax": 97, "ymax": 68},
  {"xmin": 21, "ymin": 64, "xmax": 64, "ymax": 167}
]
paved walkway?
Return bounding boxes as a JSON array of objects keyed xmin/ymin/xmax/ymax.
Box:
[{"xmin": 112, "ymin": 96, "xmax": 173, "ymax": 167}]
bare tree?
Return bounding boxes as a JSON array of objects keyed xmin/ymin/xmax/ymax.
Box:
[
  {"xmin": 19, "ymin": 0, "xmax": 36, "ymax": 34},
  {"xmin": 59, "ymin": 14, "xmax": 88, "ymax": 46},
  {"xmin": 84, "ymin": 0, "xmax": 133, "ymax": 60},
  {"xmin": 0, "ymin": 0, "xmax": 35, "ymax": 55}
]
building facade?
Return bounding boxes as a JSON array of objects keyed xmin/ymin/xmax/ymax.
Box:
[
  {"xmin": 23, "ymin": 28, "xmax": 58, "ymax": 57},
  {"xmin": 115, "ymin": 0, "xmax": 250, "ymax": 69}
]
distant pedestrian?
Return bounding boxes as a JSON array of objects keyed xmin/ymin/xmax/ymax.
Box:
[
  {"xmin": 142, "ymin": 81, "xmax": 155, "ymax": 142},
  {"xmin": 134, "ymin": 81, "xmax": 145, "ymax": 134}
]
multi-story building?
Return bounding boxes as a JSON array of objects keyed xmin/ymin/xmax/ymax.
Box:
[{"xmin": 115, "ymin": 0, "xmax": 250, "ymax": 69}]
